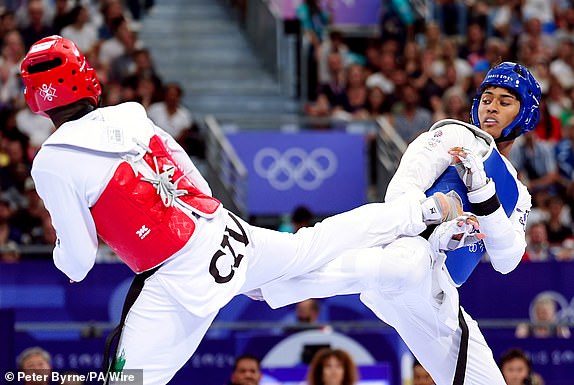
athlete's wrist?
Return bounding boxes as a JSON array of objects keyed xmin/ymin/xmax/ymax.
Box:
[{"xmin": 468, "ymin": 180, "xmax": 500, "ymax": 216}]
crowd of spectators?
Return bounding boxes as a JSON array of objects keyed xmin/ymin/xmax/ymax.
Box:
[
  {"xmin": 300, "ymin": 0, "xmax": 574, "ymax": 263},
  {"xmin": 2, "ymin": 0, "xmax": 574, "ymax": 265},
  {"xmin": 0, "ymin": 0, "xmax": 197, "ymax": 263}
]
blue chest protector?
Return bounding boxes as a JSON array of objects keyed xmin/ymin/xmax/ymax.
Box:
[{"xmin": 425, "ymin": 149, "xmax": 519, "ymax": 285}]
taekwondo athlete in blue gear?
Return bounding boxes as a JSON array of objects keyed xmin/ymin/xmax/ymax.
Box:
[
  {"xmin": 256, "ymin": 62, "xmax": 541, "ymax": 385},
  {"xmin": 426, "ymin": 62, "xmax": 541, "ymax": 286}
]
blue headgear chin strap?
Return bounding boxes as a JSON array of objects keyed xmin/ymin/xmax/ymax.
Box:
[{"xmin": 470, "ymin": 62, "xmax": 542, "ymax": 143}]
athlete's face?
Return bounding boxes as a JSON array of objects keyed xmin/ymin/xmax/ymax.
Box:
[
  {"xmin": 477, "ymin": 86, "xmax": 520, "ymax": 139},
  {"xmin": 501, "ymin": 358, "xmax": 529, "ymax": 385},
  {"xmin": 322, "ymin": 356, "xmax": 345, "ymax": 385}
]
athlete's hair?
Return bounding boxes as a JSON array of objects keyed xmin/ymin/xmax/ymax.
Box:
[{"xmin": 470, "ymin": 62, "xmax": 541, "ymax": 142}]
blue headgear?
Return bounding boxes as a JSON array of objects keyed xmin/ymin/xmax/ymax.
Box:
[{"xmin": 470, "ymin": 62, "xmax": 541, "ymax": 142}]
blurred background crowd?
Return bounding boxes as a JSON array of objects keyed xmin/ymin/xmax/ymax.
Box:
[
  {"xmin": 295, "ymin": 0, "xmax": 574, "ymax": 266},
  {"xmin": 0, "ymin": 1, "xmax": 573, "ymax": 384},
  {"xmin": 0, "ymin": 0, "xmax": 201, "ymax": 263},
  {"xmin": 2, "ymin": 0, "xmax": 574, "ymax": 265}
]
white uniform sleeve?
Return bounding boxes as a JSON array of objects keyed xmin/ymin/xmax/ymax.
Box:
[
  {"xmin": 31, "ymin": 166, "xmax": 99, "ymax": 282},
  {"xmin": 385, "ymin": 122, "xmax": 530, "ymax": 274},
  {"xmin": 386, "ymin": 124, "xmax": 475, "ymax": 201},
  {"xmin": 153, "ymin": 123, "xmax": 213, "ymax": 196},
  {"xmin": 477, "ymin": 162, "xmax": 531, "ymax": 274}
]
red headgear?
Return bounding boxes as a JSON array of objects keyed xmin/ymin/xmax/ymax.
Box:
[{"xmin": 21, "ymin": 35, "xmax": 101, "ymax": 115}]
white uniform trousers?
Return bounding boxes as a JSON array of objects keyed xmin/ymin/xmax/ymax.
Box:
[
  {"xmin": 116, "ymin": 192, "xmax": 428, "ymax": 385},
  {"xmin": 260, "ymin": 236, "xmax": 507, "ymax": 385}
]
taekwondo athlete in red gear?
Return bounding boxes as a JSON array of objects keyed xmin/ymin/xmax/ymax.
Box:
[
  {"xmin": 258, "ymin": 62, "xmax": 540, "ymax": 385},
  {"xmin": 21, "ymin": 36, "xmax": 465, "ymax": 385}
]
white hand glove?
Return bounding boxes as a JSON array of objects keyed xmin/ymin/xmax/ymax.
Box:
[
  {"xmin": 449, "ymin": 147, "xmax": 488, "ymax": 192},
  {"xmin": 428, "ymin": 214, "xmax": 486, "ymax": 252}
]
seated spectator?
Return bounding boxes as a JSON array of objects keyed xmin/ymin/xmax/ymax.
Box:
[
  {"xmin": 121, "ymin": 48, "xmax": 163, "ymax": 92},
  {"xmin": 279, "ymin": 205, "xmax": 314, "ymax": 233},
  {"xmin": 0, "ymin": 30, "xmax": 26, "ymax": 109},
  {"xmin": 549, "ymin": 38, "xmax": 574, "ymax": 91},
  {"xmin": 0, "ymin": 131, "xmax": 31, "ymax": 191},
  {"xmin": 284, "ymin": 298, "xmax": 324, "ymax": 333},
  {"xmin": 413, "ymin": 359, "xmax": 435, "ymax": 385},
  {"xmin": 459, "ymin": 21, "xmax": 486, "ymax": 68},
  {"xmin": 60, "ymin": 4, "xmax": 98, "ymax": 53},
  {"xmin": 364, "ymin": 86, "xmax": 390, "ymax": 120},
  {"xmin": 296, "ymin": 0, "xmax": 331, "ymax": 101},
  {"xmin": 306, "ymin": 50, "xmax": 346, "ymax": 118},
  {"xmin": 509, "ymin": 131, "xmax": 562, "ymax": 196},
  {"xmin": 108, "ymin": 29, "xmax": 142, "ymax": 84},
  {"xmin": 0, "ymin": 240, "xmax": 20, "ymax": 263},
  {"xmin": 318, "ymin": 30, "xmax": 350, "ymax": 85},
  {"xmin": 390, "ymin": 83, "xmax": 432, "ymax": 142},
  {"xmin": 533, "ymin": 99, "xmax": 562, "ymax": 142},
  {"xmin": 556, "ymin": 116, "xmax": 574, "ymax": 183},
  {"xmin": 440, "ymin": 37, "xmax": 472, "ymax": 90},
  {"xmin": 499, "ymin": 348, "xmax": 545, "ymax": 385},
  {"xmin": 297, "ymin": 298, "xmax": 320, "ymax": 323},
  {"xmin": 147, "ymin": 83, "xmax": 192, "ymax": 142},
  {"xmin": 15, "ymin": 106, "xmax": 54, "ymax": 152},
  {"xmin": 129, "ymin": 75, "xmax": 161, "ymax": 110},
  {"xmin": 524, "ymin": 222, "xmax": 556, "ymax": 262},
  {"xmin": 228, "ymin": 354, "xmax": 262, "ymax": 385},
  {"xmin": 17, "ymin": 346, "xmax": 52, "ymax": 385},
  {"xmin": 98, "ymin": 0, "xmax": 132, "ymax": 41},
  {"xmin": 331, "ymin": 63, "xmax": 368, "ymax": 121},
  {"xmin": 10, "ymin": 177, "xmax": 48, "ymax": 247},
  {"xmin": 431, "ymin": 85, "xmax": 469, "ymax": 123},
  {"xmin": 0, "ymin": 196, "xmax": 22, "ymax": 249},
  {"xmin": 307, "ymin": 348, "xmax": 358, "ymax": 385},
  {"xmin": 555, "ymin": 238, "xmax": 574, "ymax": 261},
  {"xmin": 51, "ymin": 0, "xmax": 73, "ymax": 34},
  {"xmin": 489, "ymin": 0, "xmax": 523, "ymax": 42},
  {"xmin": 517, "ymin": 16, "xmax": 555, "ymax": 65},
  {"xmin": 366, "ymin": 49, "xmax": 396, "ymax": 95},
  {"xmin": 363, "ymin": 38, "xmax": 380, "ymax": 76},
  {"xmin": 127, "ymin": 0, "xmax": 155, "ymax": 20},
  {"xmin": 18, "ymin": 0, "xmax": 56, "ymax": 51},
  {"xmin": 100, "ymin": 81, "xmax": 124, "ymax": 107},
  {"xmin": 543, "ymin": 195, "xmax": 573, "ymax": 246},
  {"xmin": 0, "ymin": 10, "xmax": 18, "ymax": 41},
  {"xmin": 516, "ymin": 293, "xmax": 571, "ymax": 339},
  {"xmin": 545, "ymin": 81, "xmax": 571, "ymax": 126},
  {"xmin": 98, "ymin": 16, "xmax": 141, "ymax": 75},
  {"xmin": 418, "ymin": 21, "xmax": 442, "ymax": 53}
]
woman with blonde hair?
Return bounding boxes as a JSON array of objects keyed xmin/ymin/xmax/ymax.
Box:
[{"xmin": 307, "ymin": 348, "xmax": 358, "ymax": 385}]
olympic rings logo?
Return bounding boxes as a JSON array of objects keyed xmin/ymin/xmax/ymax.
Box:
[{"xmin": 253, "ymin": 147, "xmax": 338, "ymax": 191}]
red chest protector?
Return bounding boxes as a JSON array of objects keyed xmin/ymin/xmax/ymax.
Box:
[{"xmin": 90, "ymin": 135, "xmax": 221, "ymax": 273}]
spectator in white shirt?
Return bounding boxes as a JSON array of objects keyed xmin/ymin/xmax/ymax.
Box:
[{"xmin": 147, "ymin": 83, "xmax": 192, "ymax": 142}]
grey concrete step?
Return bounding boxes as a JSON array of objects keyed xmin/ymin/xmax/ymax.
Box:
[
  {"xmin": 184, "ymin": 94, "xmax": 299, "ymax": 112},
  {"xmin": 159, "ymin": 66, "xmax": 274, "ymax": 80},
  {"xmin": 140, "ymin": 0, "xmax": 297, "ymax": 120}
]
